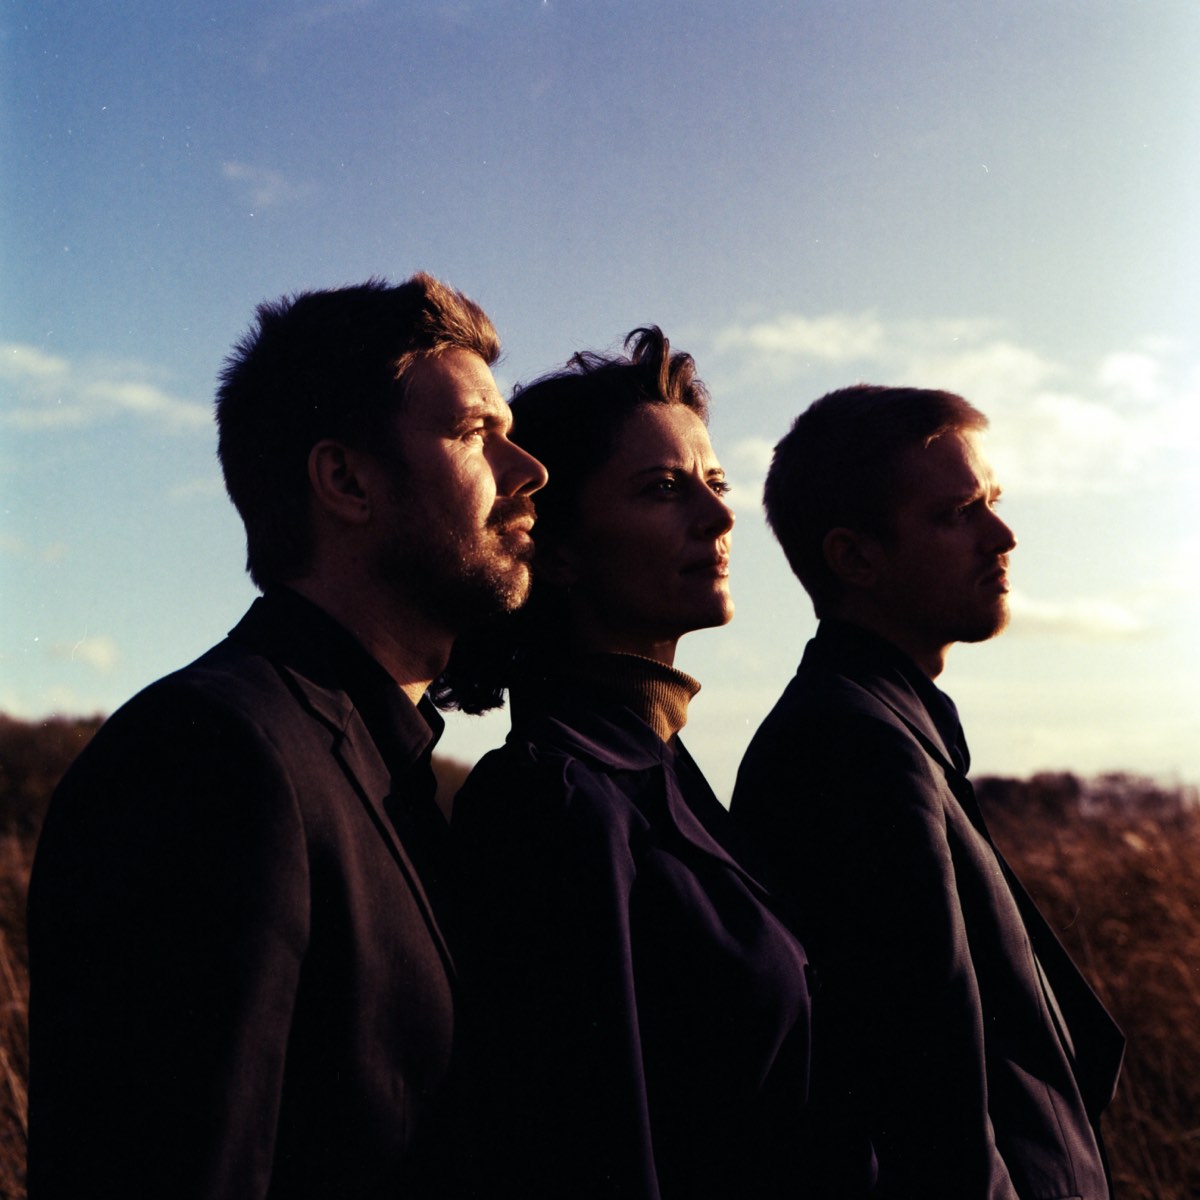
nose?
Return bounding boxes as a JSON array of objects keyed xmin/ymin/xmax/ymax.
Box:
[
  {"xmin": 987, "ymin": 507, "xmax": 1016, "ymax": 554},
  {"xmin": 495, "ymin": 437, "xmax": 548, "ymax": 497},
  {"xmin": 695, "ymin": 487, "xmax": 735, "ymax": 538}
]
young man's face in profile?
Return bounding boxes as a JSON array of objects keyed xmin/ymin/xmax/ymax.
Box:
[{"xmin": 871, "ymin": 428, "xmax": 1016, "ymax": 665}]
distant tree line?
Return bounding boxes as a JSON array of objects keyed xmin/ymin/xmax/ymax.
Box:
[
  {"xmin": 4, "ymin": 712, "xmax": 1195, "ymax": 839},
  {"xmin": 976, "ymin": 769, "xmax": 1198, "ymax": 823},
  {"xmin": 0, "ymin": 712, "xmax": 480, "ymax": 836}
]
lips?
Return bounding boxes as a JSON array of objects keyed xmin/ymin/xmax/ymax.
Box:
[
  {"xmin": 681, "ymin": 554, "xmax": 730, "ymax": 577},
  {"xmin": 497, "ymin": 519, "xmax": 535, "ymax": 558},
  {"xmin": 980, "ymin": 561, "xmax": 1010, "ymax": 592}
]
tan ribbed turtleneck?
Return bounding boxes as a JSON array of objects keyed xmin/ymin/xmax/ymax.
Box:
[{"xmin": 571, "ymin": 652, "xmax": 701, "ymax": 742}]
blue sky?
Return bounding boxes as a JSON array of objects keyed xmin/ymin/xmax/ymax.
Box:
[{"xmin": 3, "ymin": 1, "xmax": 1198, "ymax": 800}]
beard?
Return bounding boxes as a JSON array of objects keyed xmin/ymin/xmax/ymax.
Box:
[
  {"xmin": 375, "ymin": 493, "xmax": 537, "ymax": 632},
  {"xmin": 956, "ymin": 598, "xmax": 1011, "ymax": 644}
]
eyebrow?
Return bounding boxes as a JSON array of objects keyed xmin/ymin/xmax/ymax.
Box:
[
  {"xmin": 937, "ymin": 481, "xmax": 1002, "ymax": 507},
  {"xmin": 630, "ymin": 463, "xmax": 726, "ymax": 478},
  {"xmin": 449, "ymin": 399, "xmax": 512, "ymax": 434}
]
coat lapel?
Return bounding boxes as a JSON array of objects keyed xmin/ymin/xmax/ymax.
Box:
[
  {"xmin": 806, "ymin": 628, "xmax": 1125, "ymax": 1110},
  {"xmin": 285, "ymin": 670, "xmax": 457, "ymax": 977},
  {"xmin": 528, "ymin": 702, "xmax": 774, "ymax": 901}
]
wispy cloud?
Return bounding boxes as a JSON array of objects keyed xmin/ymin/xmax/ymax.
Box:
[
  {"xmin": 727, "ymin": 435, "xmax": 774, "ymax": 475},
  {"xmin": 48, "ymin": 634, "xmax": 122, "ymax": 672},
  {"xmin": 1007, "ymin": 591, "xmax": 1146, "ymax": 639},
  {"xmin": 1, "ymin": 342, "xmax": 209, "ymax": 433},
  {"xmin": 2, "ymin": 343, "xmax": 70, "ymax": 381},
  {"xmin": 0, "ymin": 534, "xmax": 69, "ymax": 562},
  {"xmin": 221, "ymin": 161, "xmax": 313, "ymax": 209},
  {"xmin": 707, "ymin": 314, "xmax": 1199, "ymax": 497},
  {"xmin": 715, "ymin": 312, "xmax": 887, "ymax": 364}
]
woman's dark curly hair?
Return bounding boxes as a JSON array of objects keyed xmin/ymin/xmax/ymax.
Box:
[{"xmin": 430, "ymin": 325, "xmax": 709, "ymax": 714}]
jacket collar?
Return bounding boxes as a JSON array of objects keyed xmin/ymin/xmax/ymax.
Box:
[
  {"xmin": 228, "ymin": 588, "xmax": 442, "ymax": 746},
  {"xmin": 509, "ymin": 677, "xmax": 675, "ymax": 774},
  {"xmin": 509, "ymin": 679, "xmax": 779, "ymax": 905},
  {"xmin": 227, "ymin": 589, "xmax": 455, "ymax": 976},
  {"xmin": 805, "ymin": 620, "xmax": 963, "ymax": 776}
]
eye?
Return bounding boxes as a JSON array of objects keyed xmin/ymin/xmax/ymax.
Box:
[
  {"xmin": 645, "ymin": 476, "xmax": 681, "ymax": 496},
  {"xmin": 710, "ymin": 478, "xmax": 732, "ymax": 497},
  {"xmin": 461, "ymin": 425, "xmax": 487, "ymax": 444}
]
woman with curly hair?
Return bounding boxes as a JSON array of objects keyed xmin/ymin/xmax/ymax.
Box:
[{"xmin": 437, "ymin": 327, "xmax": 871, "ymax": 1199}]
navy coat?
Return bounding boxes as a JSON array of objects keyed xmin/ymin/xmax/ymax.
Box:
[
  {"xmin": 453, "ymin": 679, "xmax": 873, "ymax": 1199},
  {"xmin": 732, "ymin": 622, "xmax": 1124, "ymax": 1200},
  {"xmin": 28, "ymin": 591, "xmax": 465, "ymax": 1199}
]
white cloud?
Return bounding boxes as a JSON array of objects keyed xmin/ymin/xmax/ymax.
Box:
[
  {"xmin": 221, "ymin": 161, "xmax": 312, "ymax": 209},
  {"xmin": 727, "ymin": 436, "xmax": 774, "ymax": 475},
  {"xmin": 708, "ymin": 311, "xmax": 1199, "ymax": 498},
  {"xmin": 715, "ymin": 312, "xmax": 886, "ymax": 364},
  {"xmin": 1097, "ymin": 351, "xmax": 1162, "ymax": 404},
  {"xmin": 48, "ymin": 635, "xmax": 122, "ymax": 673},
  {"xmin": 0, "ymin": 343, "xmax": 70, "ymax": 381},
  {"xmin": 1007, "ymin": 590, "xmax": 1146, "ymax": 639},
  {"xmin": 1, "ymin": 342, "xmax": 209, "ymax": 433},
  {"xmin": 85, "ymin": 380, "xmax": 211, "ymax": 429}
]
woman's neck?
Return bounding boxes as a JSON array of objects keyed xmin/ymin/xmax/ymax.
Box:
[{"xmin": 569, "ymin": 651, "xmax": 700, "ymax": 742}]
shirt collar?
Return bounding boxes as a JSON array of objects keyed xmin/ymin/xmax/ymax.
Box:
[{"xmin": 229, "ymin": 587, "xmax": 444, "ymax": 773}]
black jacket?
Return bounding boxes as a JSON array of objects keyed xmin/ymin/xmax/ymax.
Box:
[
  {"xmin": 453, "ymin": 676, "xmax": 874, "ymax": 1199},
  {"xmin": 732, "ymin": 621, "xmax": 1124, "ymax": 1200},
  {"xmin": 28, "ymin": 590, "xmax": 464, "ymax": 1199}
]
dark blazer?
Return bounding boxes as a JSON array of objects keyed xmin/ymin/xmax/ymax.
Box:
[
  {"xmin": 27, "ymin": 590, "xmax": 464, "ymax": 1199},
  {"xmin": 732, "ymin": 621, "xmax": 1124, "ymax": 1200},
  {"xmin": 453, "ymin": 677, "xmax": 874, "ymax": 1200}
]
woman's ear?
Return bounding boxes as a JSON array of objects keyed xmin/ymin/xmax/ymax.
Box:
[
  {"xmin": 307, "ymin": 439, "xmax": 373, "ymax": 525},
  {"xmin": 822, "ymin": 526, "xmax": 881, "ymax": 591}
]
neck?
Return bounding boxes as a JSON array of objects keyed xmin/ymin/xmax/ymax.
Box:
[
  {"xmin": 570, "ymin": 651, "xmax": 700, "ymax": 742},
  {"xmin": 566, "ymin": 616, "xmax": 681, "ymax": 667},
  {"xmin": 826, "ymin": 609, "xmax": 949, "ymax": 679},
  {"xmin": 287, "ymin": 576, "xmax": 452, "ymax": 706}
]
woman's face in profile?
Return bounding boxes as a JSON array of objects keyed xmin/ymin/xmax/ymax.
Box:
[{"xmin": 551, "ymin": 403, "xmax": 735, "ymax": 663}]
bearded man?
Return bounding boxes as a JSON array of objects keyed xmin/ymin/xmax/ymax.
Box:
[{"xmin": 28, "ymin": 274, "xmax": 547, "ymax": 1199}]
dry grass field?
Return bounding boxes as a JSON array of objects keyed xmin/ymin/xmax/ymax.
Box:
[
  {"xmin": 980, "ymin": 773, "xmax": 1200, "ymax": 1198},
  {"xmin": 1, "ymin": 716, "xmax": 1197, "ymax": 1198}
]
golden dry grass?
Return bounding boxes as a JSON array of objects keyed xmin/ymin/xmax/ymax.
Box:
[
  {"xmin": 984, "ymin": 776, "xmax": 1200, "ymax": 1199},
  {"xmin": 0, "ymin": 835, "xmax": 30, "ymax": 1200}
]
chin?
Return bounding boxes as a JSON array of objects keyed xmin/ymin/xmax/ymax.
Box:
[
  {"xmin": 687, "ymin": 600, "xmax": 735, "ymax": 633},
  {"xmin": 959, "ymin": 610, "xmax": 1010, "ymax": 644}
]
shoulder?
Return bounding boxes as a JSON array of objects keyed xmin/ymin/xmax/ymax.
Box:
[
  {"xmin": 31, "ymin": 647, "xmax": 320, "ymax": 924},
  {"xmin": 43, "ymin": 637, "xmax": 350, "ymax": 857},
  {"xmin": 746, "ymin": 666, "xmax": 919, "ymax": 768},
  {"xmin": 454, "ymin": 719, "xmax": 657, "ymax": 848},
  {"xmin": 736, "ymin": 666, "xmax": 947, "ymax": 831},
  {"xmin": 76, "ymin": 634, "xmax": 344, "ymax": 770}
]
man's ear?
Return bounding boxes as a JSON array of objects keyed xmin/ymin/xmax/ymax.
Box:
[
  {"xmin": 307, "ymin": 440, "xmax": 373, "ymax": 525},
  {"xmin": 822, "ymin": 526, "xmax": 882, "ymax": 590}
]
